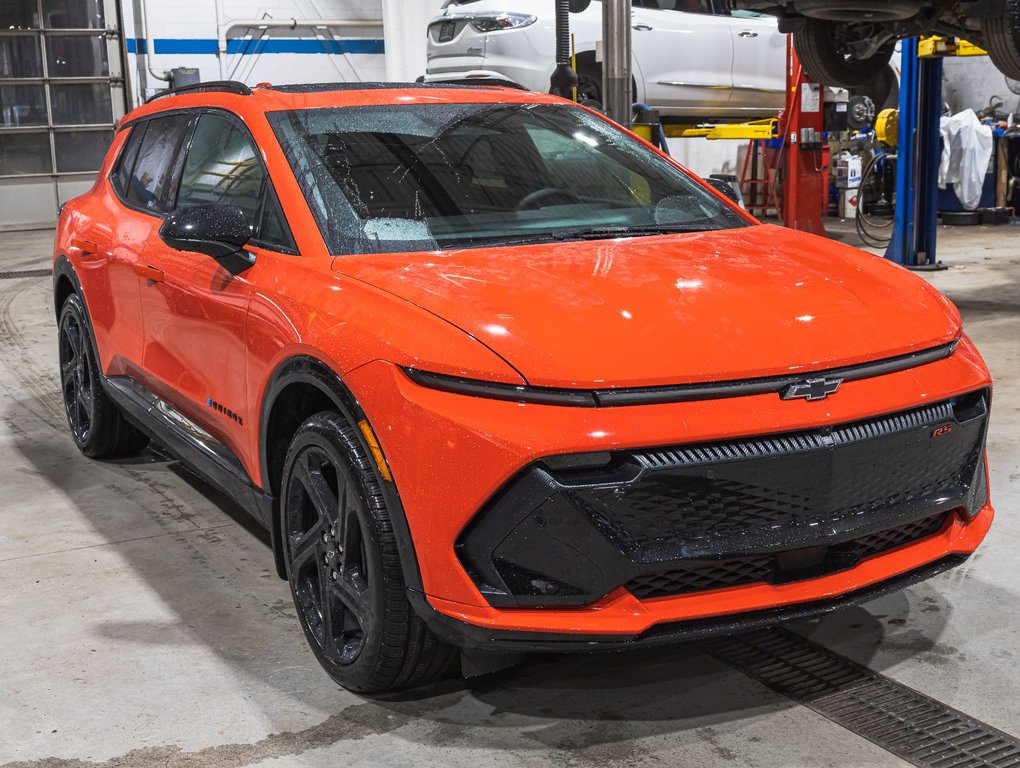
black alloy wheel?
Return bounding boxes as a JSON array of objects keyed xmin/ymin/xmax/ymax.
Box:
[
  {"xmin": 59, "ymin": 304, "xmax": 95, "ymax": 445},
  {"xmin": 280, "ymin": 412, "xmax": 456, "ymax": 693},
  {"xmin": 285, "ymin": 441, "xmax": 372, "ymax": 667},
  {"xmin": 56, "ymin": 293, "xmax": 148, "ymax": 458}
]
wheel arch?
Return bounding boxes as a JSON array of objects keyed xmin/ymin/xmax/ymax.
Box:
[
  {"xmin": 259, "ymin": 355, "xmax": 425, "ymax": 594},
  {"xmin": 53, "ymin": 255, "xmax": 82, "ymax": 320},
  {"xmin": 52, "ymin": 256, "xmax": 102, "ymax": 368}
]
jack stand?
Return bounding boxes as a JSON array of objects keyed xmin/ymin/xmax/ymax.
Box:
[{"xmin": 885, "ymin": 38, "xmax": 947, "ymax": 270}]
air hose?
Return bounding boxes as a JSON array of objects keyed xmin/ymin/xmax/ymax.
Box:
[{"xmin": 550, "ymin": 0, "xmax": 578, "ymax": 98}]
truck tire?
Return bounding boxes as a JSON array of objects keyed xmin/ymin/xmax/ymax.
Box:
[
  {"xmin": 982, "ymin": 0, "xmax": 1020, "ymax": 80},
  {"xmin": 794, "ymin": 19, "xmax": 895, "ymax": 88}
]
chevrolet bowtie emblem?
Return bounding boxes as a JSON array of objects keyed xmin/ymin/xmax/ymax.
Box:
[{"xmin": 780, "ymin": 377, "xmax": 843, "ymax": 401}]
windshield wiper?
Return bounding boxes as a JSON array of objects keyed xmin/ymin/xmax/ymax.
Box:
[
  {"xmin": 565, "ymin": 223, "xmax": 713, "ymax": 240},
  {"xmin": 441, "ymin": 223, "xmax": 714, "ymax": 249}
]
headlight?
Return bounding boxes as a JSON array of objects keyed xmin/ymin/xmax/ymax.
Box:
[{"xmin": 467, "ymin": 12, "xmax": 537, "ymax": 32}]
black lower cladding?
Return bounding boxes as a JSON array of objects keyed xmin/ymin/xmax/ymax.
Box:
[{"xmin": 457, "ymin": 390, "xmax": 989, "ymax": 608}]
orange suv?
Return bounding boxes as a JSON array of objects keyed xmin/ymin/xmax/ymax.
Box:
[{"xmin": 54, "ymin": 81, "xmax": 993, "ymax": 693}]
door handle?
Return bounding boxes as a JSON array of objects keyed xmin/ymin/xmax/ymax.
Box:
[
  {"xmin": 133, "ymin": 264, "xmax": 165, "ymax": 283},
  {"xmin": 632, "ymin": 23, "xmax": 653, "ymax": 31},
  {"xmin": 738, "ymin": 30, "xmax": 759, "ymax": 38},
  {"xmin": 72, "ymin": 238, "xmax": 99, "ymax": 257}
]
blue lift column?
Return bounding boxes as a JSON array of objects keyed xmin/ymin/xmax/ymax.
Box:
[{"xmin": 885, "ymin": 38, "xmax": 945, "ymax": 269}]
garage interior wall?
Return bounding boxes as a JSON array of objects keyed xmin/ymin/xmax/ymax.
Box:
[
  {"xmin": 942, "ymin": 56, "xmax": 1020, "ymax": 115},
  {"xmin": 1, "ymin": 0, "xmax": 431, "ymax": 231}
]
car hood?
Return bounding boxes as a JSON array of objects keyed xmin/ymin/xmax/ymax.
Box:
[{"xmin": 332, "ymin": 224, "xmax": 961, "ymax": 389}]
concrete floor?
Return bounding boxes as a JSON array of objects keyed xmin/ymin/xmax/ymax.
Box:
[{"xmin": 0, "ymin": 222, "xmax": 1017, "ymax": 768}]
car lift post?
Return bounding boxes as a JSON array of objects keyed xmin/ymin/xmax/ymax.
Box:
[
  {"xmin": 885, "ymin": 38, "xmax": 944, "ymax": 268},
  {"xmin": 782, "ymin": 42, "xmax": 826, "ymax": 236},
  {"xmin": 602, "ymin": 0, "xmax": 632, "ymax": 125}
]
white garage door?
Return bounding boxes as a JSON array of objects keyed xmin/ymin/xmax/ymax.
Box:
[{"xmin": 0, "ymin": 0, "xmax": 127, "ymax": 230}]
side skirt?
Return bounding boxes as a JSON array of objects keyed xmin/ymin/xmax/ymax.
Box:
[{"xmin": 103, "ymin": 376, "xmax": 274, "ymax": 529}]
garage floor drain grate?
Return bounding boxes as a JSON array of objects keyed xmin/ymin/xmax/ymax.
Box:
[
  {"xmin": 704, "ymin": 628, "xmax": 1020, "ymax": 768},
  {"xmin": 0, "ymin": 268, "xmax": 51, "ymax": 280}
]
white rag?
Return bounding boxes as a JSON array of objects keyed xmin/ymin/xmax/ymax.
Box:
[{"xmin": 938, "ymin": 108, "xmax": 994, "ymax": 210}]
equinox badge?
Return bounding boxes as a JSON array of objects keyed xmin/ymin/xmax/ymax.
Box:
[{"xmin": 780, "ymin": 377, "xmax": 843, "ymax": 401}]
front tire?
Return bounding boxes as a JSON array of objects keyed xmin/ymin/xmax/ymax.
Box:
[
  {"xmin": 58, "ymin": 293, "xmax": 148, "ymax": 458},
  {"xmin": 280, "ymin": 411, "xmax": 455, "ymax": 693},
  {"xmin": 983, "ymin": 0, "xmax": 1020, "ymax": 81},
  {"xmin": 793, "ymin": 20, "xmax": 895, "ymax": 88}
]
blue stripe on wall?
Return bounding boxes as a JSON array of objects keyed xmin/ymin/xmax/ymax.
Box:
[{"xmin": 126, "ymin": 38, "xmax": 385, "ymax": 55}]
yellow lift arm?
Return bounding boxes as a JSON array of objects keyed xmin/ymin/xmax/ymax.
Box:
[
  {"xmin": 660, "ymin": 118, "xmax": 778, "ymax": 141},
  {"xmin": 918, "ymin": 36, "xmax": 988, "ymax": 58}
]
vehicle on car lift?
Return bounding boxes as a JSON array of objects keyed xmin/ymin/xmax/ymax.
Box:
[
  {"xmin": 724, "ymin": 0, "xmax": 1020, "ymax": 87},
  {"xmin": 55, "ymin": 80, "xmax": 993, "ymax": 693},
  {"xmin": 427, "ymin": 0, "xmax": 790, "ymax": 120},
  {"xmin": 426, "ymin": 0, "xmax": 899, "ymax": 120}
]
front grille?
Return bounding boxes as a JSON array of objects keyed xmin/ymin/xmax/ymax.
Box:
[
  {"xmin": 458, "ymin": 390, "xmax": 989, "ymax": 608},
  {"xmin": 573, "ymin": 395, "xmax": 987, "ymax": 563},
  {"xmin": 626, "ymin": 511, "xmax": 951, "ymax": 600}
]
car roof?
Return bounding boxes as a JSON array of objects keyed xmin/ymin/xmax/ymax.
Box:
[{"xmin": 120, "ymin": 80, "xmax": 564, "ymax": 128}]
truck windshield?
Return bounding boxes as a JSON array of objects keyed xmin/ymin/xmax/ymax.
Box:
[{"xmin": 268, "ymin": 102, "xmax": 750, "ymax": 255}]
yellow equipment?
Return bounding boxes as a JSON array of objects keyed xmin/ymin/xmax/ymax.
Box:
[
  {"xmin": 918, "ymin": 36, "xmax": 988, "ymax": 58},
  {"xmin": 875, "ymin": 108, "xmax": 899, "ymax": 147}
]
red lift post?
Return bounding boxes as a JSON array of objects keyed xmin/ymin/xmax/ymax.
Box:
[
  {"xmin": 782, "ymin": 41, "xmax": 827, "ymax": 236},
  {"xmin": 738, "ymin": 40, "xmax": 827, "ymax": 235}
]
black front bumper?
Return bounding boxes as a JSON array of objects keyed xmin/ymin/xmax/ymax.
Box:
[
  {"xmin": 457, "ymin": 391, "xmax": 989, "ymax": 609},
  {"xmin": 410, "ymin": 555, "xmax": 970, "ymax": 653}
]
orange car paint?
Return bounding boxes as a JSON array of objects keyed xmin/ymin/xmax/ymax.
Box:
[{"xmin": 55, "ymin": 85, "xmax": 993, "ymax": 639}]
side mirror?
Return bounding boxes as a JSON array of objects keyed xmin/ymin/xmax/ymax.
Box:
[{"xmin": 159, "ymin": 203, "xmax": 254, "ymax": 274}]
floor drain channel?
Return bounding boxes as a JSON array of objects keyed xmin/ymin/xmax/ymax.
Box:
[
  {"xmin": 704, "ymin": 628, "xmax": 1020, "ymax": 768},
  {"xmin": 0, "ymin": 268, "xmax": 51, "ymax": 280}
]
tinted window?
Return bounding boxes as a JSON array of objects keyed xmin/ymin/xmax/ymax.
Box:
[
  {"xmin": 112, "ymin": 123, "xmax": 145, "ymax": 200},
  {"xmin": 268, "ymin": 103, "xmax": 749, "ymax": 255},
  {"xmin": 176, "ymin": 113, "xmax": 264, "ymax": 226},
  {"xmin": 125, "ymin": 114, "xmax": 192, "ymax": 213}
]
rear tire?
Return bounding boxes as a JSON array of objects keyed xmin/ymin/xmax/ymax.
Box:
[
  {"xmin": 577, "ymin": 68, "xmax": 603, "ymax": 111},
  {"xmin": 982, "ymin": 0, "xmax": 1020, "ymax": 81},
  {"xmin": 280, "ymin": 411, "xmax": 456, "ymax": 693},
  {"xmin": 793, "ymin": 19, "xmax": 895, "ymax": 88},
  {"xmin": 58, "ymin": 293, "xmax": 149, "ymax": 458}
]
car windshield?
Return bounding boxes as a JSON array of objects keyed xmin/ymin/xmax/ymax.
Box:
[{"xmin": 267, "ymin": 102, "xmax": 750, "ymax": 254}]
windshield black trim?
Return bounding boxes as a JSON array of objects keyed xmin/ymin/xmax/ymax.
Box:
[{"xmin": 403, "ymin": 338, "xmax": 961, "ymax": 407}]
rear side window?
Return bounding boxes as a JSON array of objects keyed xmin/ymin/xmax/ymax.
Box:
[
  {"xmin": 112, "ymin": 124, "xmax": 147, "ymax": 198},
  {"xmin": 176, "ymin": 113, "xmax": 264, "ymax": 226},
  {"xmin": 124, "ymin": 113, "xmax": 193, "ymax": 214}
]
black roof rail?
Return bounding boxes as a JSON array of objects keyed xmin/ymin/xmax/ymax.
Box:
[
  {"xmin": 415, "ymin": 75, "xmax": 529, "ymax": 91},
  {"xmin": 145, "ymin": 80, "xmax": 253, "ymax": 104}
]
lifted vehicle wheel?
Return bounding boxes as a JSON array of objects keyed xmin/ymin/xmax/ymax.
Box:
[
  {"xmin": 58, "ymin": 293, "xmax": 149, "ymax": 458},
  {"xmin": 793, "ymin": 19, "xmax": 896, "ymax": 88},
  {"xmin": 983, "ymin": 0, "xmax": 1020, "ymax": 81},
  {"xmin": 576, "ymin": 69, "xmax": 603, "ymax": 111},
  {"xmin": 281, "ymin": 412, "xmax": 455, "ymax": 693}
]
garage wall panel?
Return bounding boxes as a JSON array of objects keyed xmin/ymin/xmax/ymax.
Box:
[{"xmin": 122, "ymin": 0, "xmax": 392, "ymax": 106}]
